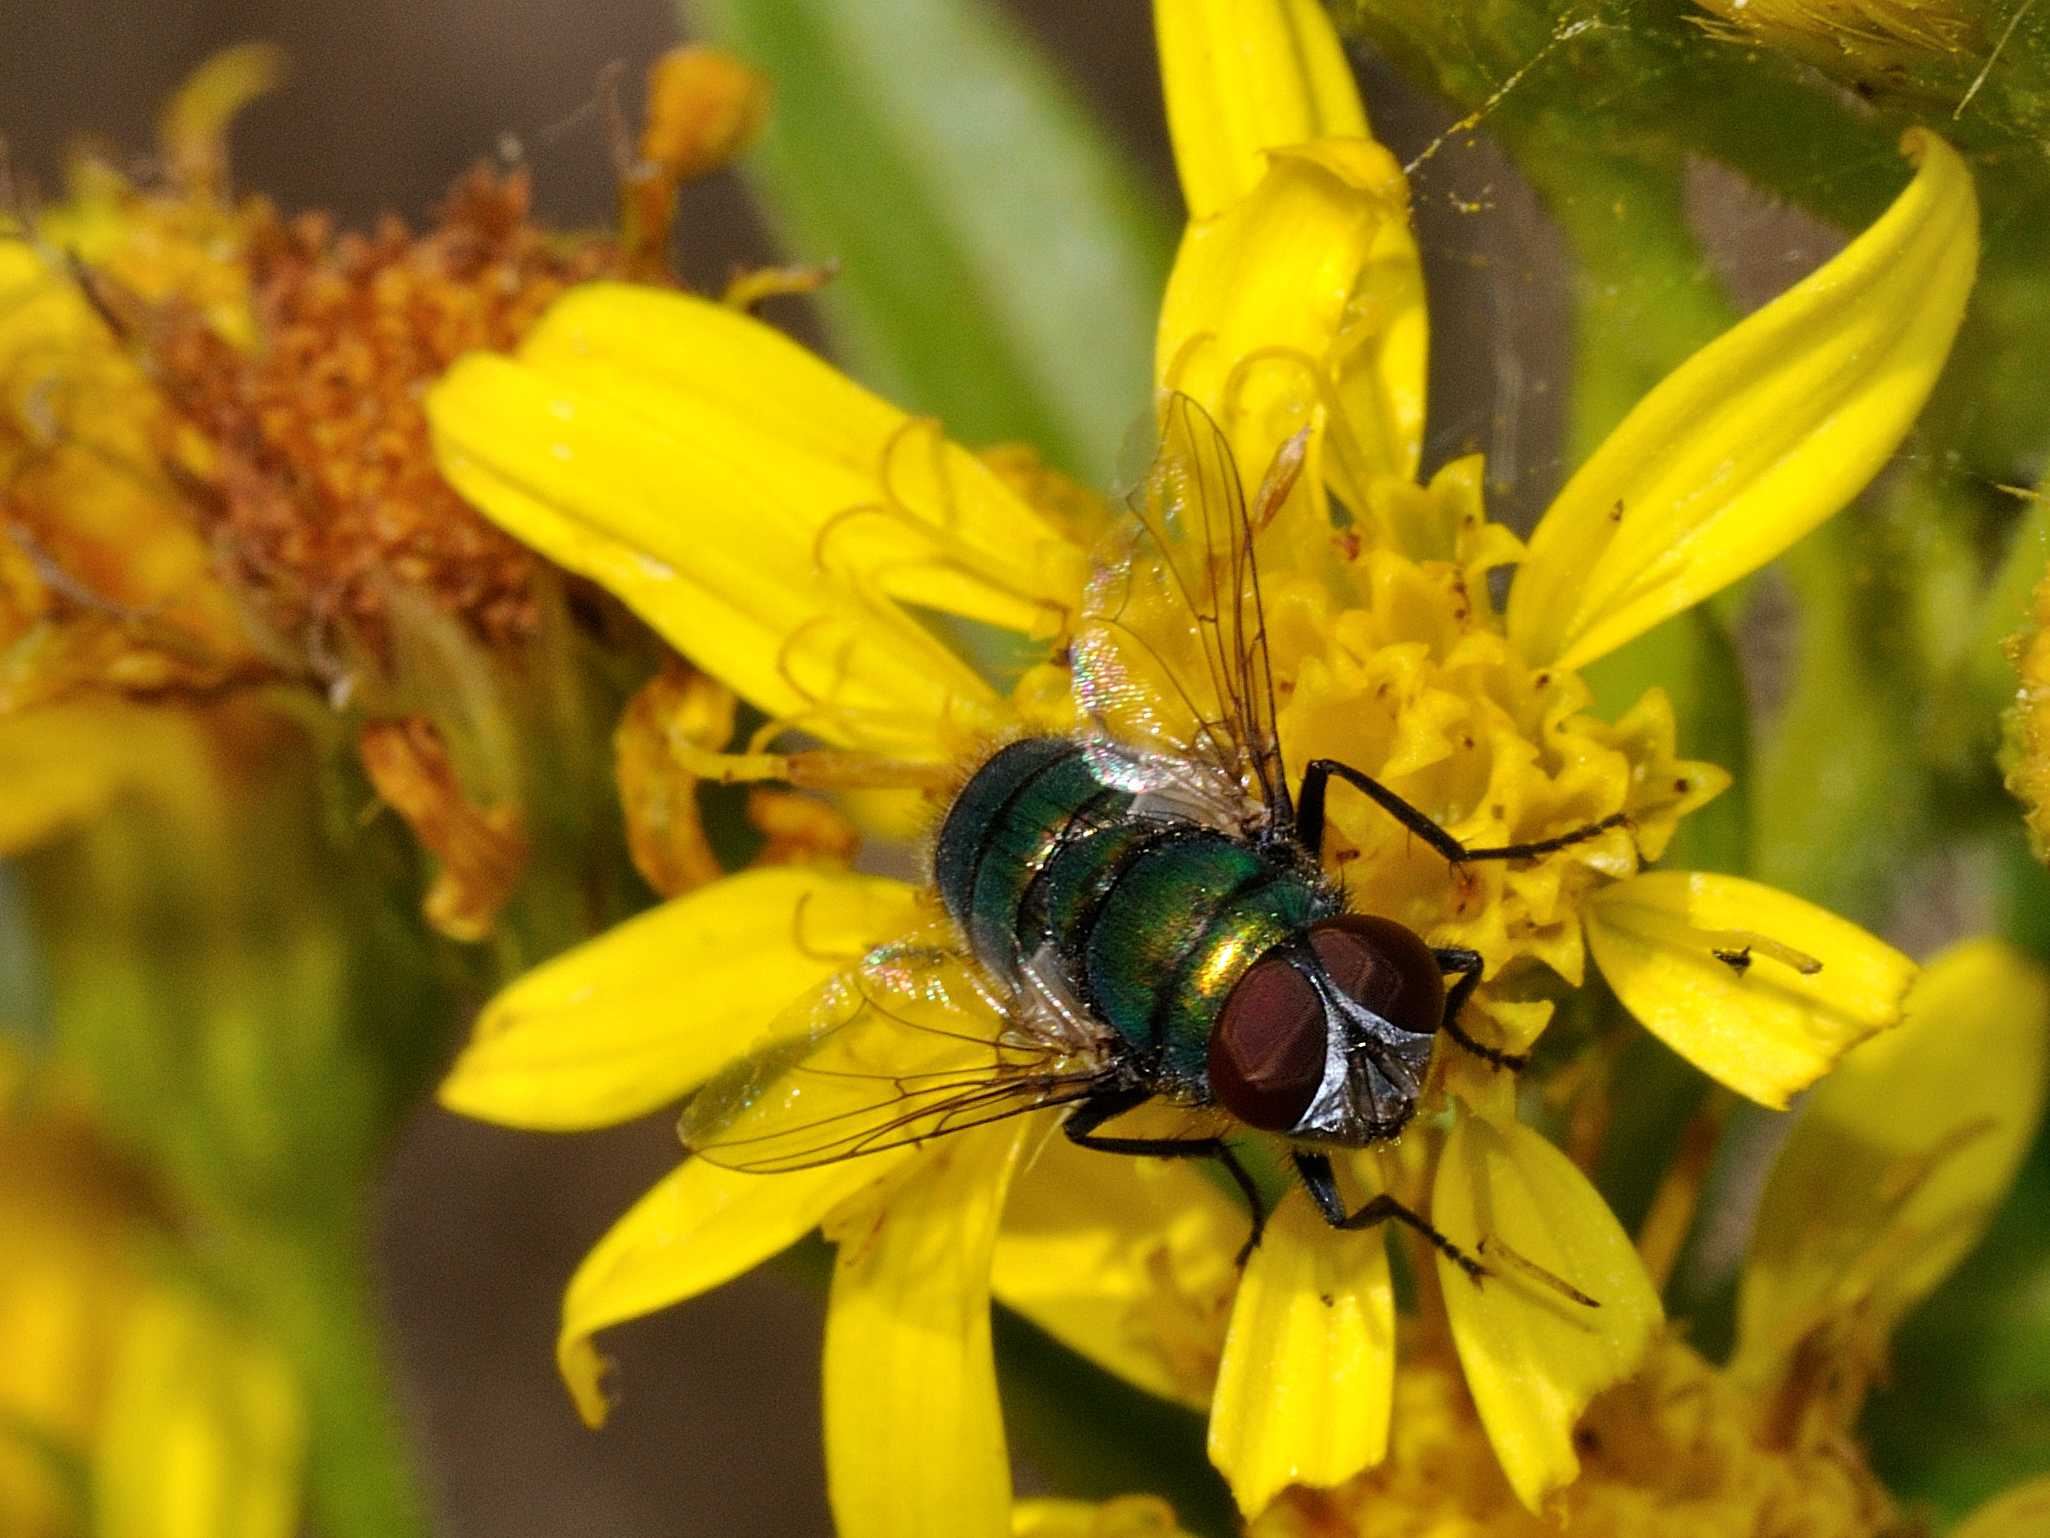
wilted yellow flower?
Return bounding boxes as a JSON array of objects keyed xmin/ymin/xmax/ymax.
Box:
[
  {"xmin": 0, "ymin": 1052, "xmax": 303, "ymax": 1538},
  {"xmin": 429, "ymin": 0, "xmax": 1976, "ymax": 1529},
  {"xmin": 0, "ymin": 45, "xmax": 774, "ymax": 936}
]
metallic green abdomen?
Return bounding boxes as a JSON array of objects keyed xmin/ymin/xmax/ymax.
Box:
[
  {"xmin": 933, "ymin": 738, "xmax": 1131, "ymax": 974},
  {"xmin": 933, "ymin": 737, "xmax": 1332, "ymax": 1085}
]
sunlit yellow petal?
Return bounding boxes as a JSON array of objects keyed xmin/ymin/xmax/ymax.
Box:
[
  {"xmin": 1014, "ymin": 1495, "xmax": 1195, "ymax": 1538},
  {"xmin": 428, "ymin": 285, "xmax": 1088, "ymax": 747},
  {"xmin": 1154, "ymin": 0, "xmax": 1367, "ymax": 221},
  {"xmin": 1508, "ymin": 130, "xmax": 1977, "ymax": 670},
  {"xmin": 1952, "ymin": 1476, "xmax": 2050, "ymax": 1538},
  {"xmin": 991, "ymin": 1135, "xmax": 1241, "ymax": 1411},
  {"xmin": 515, "ymin": 287, "xmax": 1081, "ymax": 621},
  {"xmin": 559, "ymin": 1150, "xmax": 910, "ymax": 1428},
  {"xmin": 1733, "ymin": 939, "xmax": 2050, "ymax": 1380},
  {"xmin": 440, "ymin": 868, "xmax": 919, "ymax": 1130},
  {"xmin": 1157, "ymin": 140, "xmax": 1415, "ymax": 505},
  {"xmin": 1152, "ymin": 0, "xmax": 1425, "ymax": 480},
  {"xmin": 823, "ymin": 1119, "xmax": 1038, "ymax": 1538},
  {"xmin": 96, "ymin": 1293, "xmax": 303, "ymax": 1538},
  {"xmin": 429, "ymin": 353, "xmax": 990, "ymax": 749},
  {"xmin": 1434, "ymin": 1109, "xmax": 1661, "ymax": 1512},
  {"xmin": 1208, "ymin": 1187, "xmax": 1394, "ymax": 1515},
  {"xmin": 1586, "ymin": 871, "xmax": 1917, "ymax": 1108}
]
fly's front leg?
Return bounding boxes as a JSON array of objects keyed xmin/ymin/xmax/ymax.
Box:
[
  {"xmin": 1066, "ymin": 1089, "xmax": 1269, "ymax": 1263},
  {"xmin": 1296, "ymin": 759, "xmax": 1464, "ymax": 863},
  {"xmin": 1292, "ymin": 1150, "xmax": 1488, "ymax": 1283},
  {"xmin": 1295, "ymin": 759, "xmax": 1631, "ymax": 866},
  {"xmin": 1433, "ymin": 946, "xmax": 1527, "ymax": 1071}
]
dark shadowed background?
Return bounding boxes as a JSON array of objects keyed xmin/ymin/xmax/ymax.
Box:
[{"xmin": 1, "ymin": 4, "xmax": 1615, "ymax": 1534}]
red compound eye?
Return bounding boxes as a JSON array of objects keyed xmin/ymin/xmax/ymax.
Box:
[
  {"xmin": 1209, "ymin": 955, "xmax": 1326, "ymax": 1132},
  {"xmin": 1307, "ymin": 914, "xmax": 1446, "ymax": 1037}
]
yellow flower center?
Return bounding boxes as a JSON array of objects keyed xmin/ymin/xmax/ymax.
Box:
[{"xmin": 1253, "ymin": 1340, "xmax": 1900, "ymax": 1538}]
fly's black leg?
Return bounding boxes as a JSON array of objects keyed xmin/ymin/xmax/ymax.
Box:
[
  {"xmin": 1433, "ymin": 946, "xmax": 1528, "ymax": 1071},
  {"xmin": 1065, "ymin": 1089, "xmax": 1269, "ymax": 1264},
  {"xmin": 1457, "ymin": 812, "xmax": 1633, "ymax": 862},
  {"xmin": 1292, "ymin": 1150, "xmax": 1488, "ymax": 1284},
  {"xmin": 1297, "ymin": 758, "xmax": 1464, "ymax": 862},
  {"xmin": 1295, "ymin": 758, "xmax": 1631, "ymax": 866}
]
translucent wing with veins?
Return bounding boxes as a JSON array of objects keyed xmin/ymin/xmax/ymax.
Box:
[
  {"xmin": 679, "ymin": 928, "xmax": 1116, "ymax": 1173},
  {"xmin": 1072, "ymin": 392, "xmax": 1297, "ymax": 832}
]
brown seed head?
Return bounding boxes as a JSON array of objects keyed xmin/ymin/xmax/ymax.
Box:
[{"xmin": 152, "ymin": 169, "xmax": 623, "ymax": 659}]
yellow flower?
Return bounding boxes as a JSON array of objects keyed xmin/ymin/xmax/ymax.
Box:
[
  {"xmin": 1015, "ymin": 937, "xmax": 2050, "ymax": 1537},
  {"xmin": 428, "ymin": 0, "xmax": 1976, "ymax": 1527},
  {"xmin": 0, "ymin": 45, "xmax": 745, "ymax": 937},
  {"xmin": 0, "ymin": 1053, "xmax": 303, "ymax": 1538}
]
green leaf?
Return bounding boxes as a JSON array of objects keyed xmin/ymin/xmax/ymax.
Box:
[
  {"xmin": 1865, "ymin": 1115, "xmax": 2050, "ymax": 1523},
  {"xmin": 1524, "ymin": 148, "xmax": 1750, "ymax": 875},
  {"xmin": 1743, "ymin": 495, "xmax": 1971, "ymax": 926},
  {"xmin": 685, "ymin": 0, "xmax": 1175, "ymax": 482}
]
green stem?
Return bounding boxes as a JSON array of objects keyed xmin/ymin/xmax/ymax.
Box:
[{"xmin": 251, "ymin": 1224, "xmax": 434, "ymax": 1538}]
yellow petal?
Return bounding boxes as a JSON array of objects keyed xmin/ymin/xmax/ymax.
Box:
[
  {"xmin": 96, "ymin": 1292, "xmax": 303, "ymax": 1538},
  {"xmin": 156, "ymin": 44, "xmax": 287, "ymax": 190},
  {"xmin": 1153, "ymin": 0, "xmax": 1426, "ymax": 480},
  {"xmin": 1013, "ymin": 1495, "xmax": 1195, "ymax": 1538},
  {"xmin": 440, "ymin": 869, "xmax": 920, "ymax": 1130},
  {"xmin": 990, "ymin": 1134, "xmax": 1242, "ymax": 1411},
  {"xmin": 427, "ymin": 285, "xmax": 1079, "ymax": 747},
  {"xmin": 1207, "ymin": 1187, "xmax": 1393, "ymax": 1516},
  {"xmin": 514, "ymin": 286, "xmax": 1079, "ymax": 627},
  {"xmin": 1952, "ymin": 1476, "xmax": 2050, "ymax": 1538},
  {"xmin": 823, "ymin": 1118, "xmax": 1038, "ymax": 1538},
  {"xmin": 1157, "ymin": 139, "xmax": 1418, "ymax": 504},
  {"xmin": 1434, "ymin": 1109, "xmax": 1661, "ymax": 1512},
  {"xmin": 1733, "ymin": 939, "xmax": 2050, "ymax": 1380},
  {"xmin": 1586, "ymin": 871, "xmax": 1917, "ymax": 1108},
  {"xmin": 0, "ymin": 704, "xmax": 220, "ymax": 856},
  {"xmin": 559, "ymin": 1150, "xmax": 909, "ymax": 1427},
  {"xmin": 1507, "ymin": 130, "xmax": 1978, "ymax": 670},
  {"xmin": 1154, "ymin": 0, "xmax": 1367, "ymax": 221}
]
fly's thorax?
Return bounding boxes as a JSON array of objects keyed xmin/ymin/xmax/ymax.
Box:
[{"xmin": 1075, "ymin": 830, "xmax": 1333, "ymax": 1082}]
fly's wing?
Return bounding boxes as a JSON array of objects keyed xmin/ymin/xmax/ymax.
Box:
[
  {"xmin": 679, "ymin": 932, "xmax": 1113, "ymax": 1173},
  {"xmin": 1072, "ymin": 392, "xmax": 1293, "ymax": 827}
]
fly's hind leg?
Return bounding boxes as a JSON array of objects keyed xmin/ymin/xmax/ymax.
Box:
[
  {"xmin": 1432, "ymin": 946, "xmax": 1527, "ymax": 1071},
  {"xmin": 1066, "ymin": 1087, "xmax": 1268, "ymax": 1264},
  {"xmin": 1292, "ymin": 1149, "xmax": 1488, "ymax": 1283},
  {"xmin": 1296, "ymin": 1151, "xmax": 1598, "ymax": 1307}
]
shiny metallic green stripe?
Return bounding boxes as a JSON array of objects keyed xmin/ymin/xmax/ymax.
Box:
[
  {"xmin": 932, "ymin": 736, "xmax": 1075, "ymax": 947},
  {"xmin": 965, "ymin": 748, "xmax": 1107, "ymax": 972},
  {"xmin": 1154, "ymin": 875, "xmax": 1333, "ymax": 1077},
  {"xmin": 1082, "ymin": 832, "xmax": 1267, "ymax": 1065}
]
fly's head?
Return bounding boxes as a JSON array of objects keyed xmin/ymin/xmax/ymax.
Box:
[{"xmin": 1206, "ymin": 914, "xmax": 1445, "ymax": 1145}]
